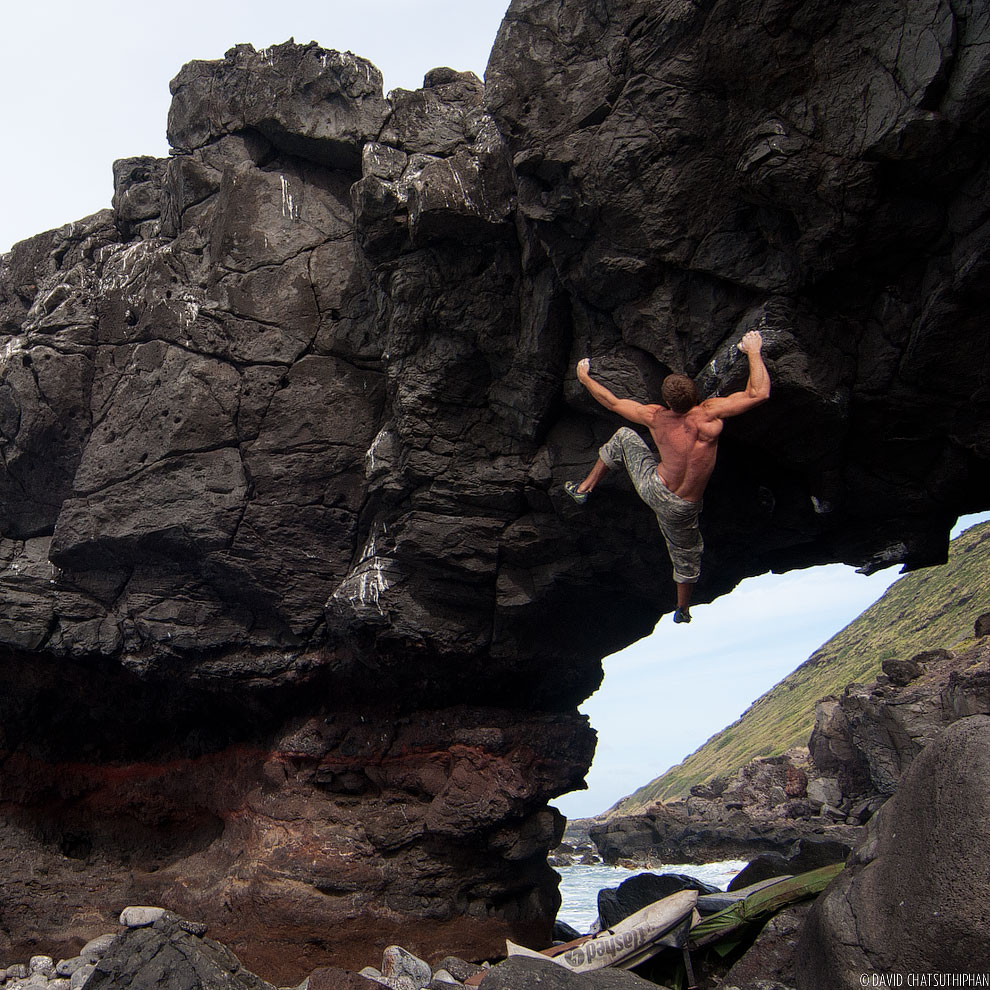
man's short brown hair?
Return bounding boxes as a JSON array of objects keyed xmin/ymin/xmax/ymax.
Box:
[{"xmin": 661, "ymin": 374, "xmax": 699, "ymax": 414}]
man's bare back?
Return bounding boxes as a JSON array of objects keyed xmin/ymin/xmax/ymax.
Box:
[{"xmin": 646, "ymin": 405, "xmax": 723, "ymax": 502}]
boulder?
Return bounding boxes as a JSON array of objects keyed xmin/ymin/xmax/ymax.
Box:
[
  {"xmin": 29, "ymin": 956, "xmax": 56, "ymax": 977},
  {"xmin": 796, "ymin": 715, "xmax": 990, "ymax": 988},
  {"xmin": 879, "ymin": 657, "xmax": 922, "ymax": 687},
  {"xmin": 553, "ymin": 920, "xmax": 584, "ymax": 942},
  {"xmin": 309, "ymin": 970, "xmax": 382, "ymax": 990},
  {"xmin": 720, "ymin": 903, "xmax": 813, "ymax": 990},
  {"xmin": 119, "ymin": 906, "xmax": 167, "ymax": 928},
  {"xmin": 478, "ymin": 956, "xmax": 663, "ymax": 989},
  {"xmin": 597, "ymin": 873, "xmax": 719, "ymax": 929},
  {"xmin": 436, "ymin": 957, "xmax": 485, "ymax": 984},
  {"xmin": 727, "ymin": 838, "xmax": 852, "ymax": 891},
  {"xmin": 381, "ymin": 946, "xmax": 432, "ymax": 988},
  {"xmin": 83, "ymin": 912, "xmax": 277, "ymax": 990},
  {"xmin": 804, "ymin": 777, "xmax": 842, "ymax": 810}
]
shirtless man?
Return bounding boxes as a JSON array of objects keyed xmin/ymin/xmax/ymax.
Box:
[{"xmin": 565, "ymin": 330, "xmax": 770, "ymax": 624}]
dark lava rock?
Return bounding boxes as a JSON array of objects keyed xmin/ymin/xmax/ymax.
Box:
[
  {"xmin": 84, "ymin": 912, "xmax": 276, "ymax": 990},
  {"xmin": 809, "ymin": 638, "xmax": 990, "ymax": 799},
  {"xmin": 309, "ymin": 968, "xmax": 384, "ymax": 989},
  {"xmin": 479, "ymin": 955, "xmax": 661, "ymax": 989},
  {"xmin": 797, "ymin": 715, "xmax": 990, "ymax": 988},
  {"xmin": 976, "ymin": 611, "xmax": 990, "ymax": 637},
  {"xmin": 590, "ymin": 806, "xmax": 860, "ymax": 868},
  {"xmin": 486, "ymin": 0, "xmax": 990, "ymax": 587},
  {"xmin": 1, "ymin": 0, "xmax": 990, "ymax": 979},
  {"xmin": 437, "ymin": 955, "xmax": 486, "ymax": 983},
  {"xmin": 720, "ymin": 902, "xmax": 813, "ymax": 990},
  {"xmin": 880, "ymin": 656, "xmax": 923, "ymax": 686},
  {"xmin": 598, "ymin": 873, "xmax": 719, "ymax": 929},
  {"xmin": 553, "ymin": 920, "xmax": 584, "ymax": 942},
  {"xmin": 727, "ymin": 838, "xmax": 852, "ymax": 891}
]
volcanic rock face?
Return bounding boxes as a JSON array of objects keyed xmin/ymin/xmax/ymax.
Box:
[
  {"xmin": 1, "ymin": 0, "xmax": 989, "ymax": 982},
  {"xmin": 485, "ymin": 0, "xmax": 990, "ymax": 582}
]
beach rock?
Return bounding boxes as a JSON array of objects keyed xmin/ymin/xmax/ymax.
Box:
[
  {"xmin": 29, "ymin": 957, "xmax": 56, "ymax": 977},
  {"xmin": 309, "ymin": 970, "xmax": 381, "ymax": 990},
  {"xmin": 69, "ymin": 966, "xmax": 96, "ymax": 990},
  {"xmin": 597, "ymin": 873, "xmax": 718, "ymax": 929},
  {"xmin": 552, "ymin": 920, "xmax": 583, "ymax": 943},
  {"xmin": 120, "ymin": 906, "xmax": 167, "ymax": 928},
  {"xmin": 435, "ymin": 957, "xmax": 484, "ymax": 984},
  {"xmin": 362, "ymin": 975, "xmax": 417, "ymax": 990},
  {"xmin": 427, "ymin": 971, "xmax": 461, "ymax": 988},
  {"xmin": 381, "ymin": 947, "xmax": 432, "ymax": 988},
  {"xmin": 797, "ymin": 715, "xmax": 990, "ymax": 988},
  {"xmin": 727, "ymin": 838, "xmax": 852, "ymax": 891},
  {"xmin": 478, "ymin": 955, "xmax": 663, "ymax": 989},
  {"xmin": 720, "ymin": 902, "xmax": 813, "ymax": 990},
  {"xmin": 8, "ymin": 977, "xmax": 52, "ymax": 990},
  {"xmin": 80, "ymin": 935, "xmax": 118, "ymax": 961},
  {"xmin": 83, "ymin": 912, "xmax": 277, "ymax": 990}
]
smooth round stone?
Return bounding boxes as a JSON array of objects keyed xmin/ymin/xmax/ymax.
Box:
[
  {"xmin": 119, "ymin": 905, "xmax": 166, "ymax": 927},
  {"xmin": 30, "ymin": 955, "xmax": 56, "ymax": 977},
  {"xmin": 80, "ymin": 934, "xmax": 117, "ymax": 962}
]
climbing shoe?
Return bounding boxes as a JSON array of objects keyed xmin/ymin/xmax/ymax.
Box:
[
  {"xmin": 564, "ymin": 482, "xmax": 589, "ymax": 505},
  {"xmin": 673, "ymin": 607, "xmax": 692, "ymax": 624}
]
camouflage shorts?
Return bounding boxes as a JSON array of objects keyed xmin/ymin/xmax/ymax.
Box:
[{"xmin": 599, "ymin": 427, "xmax": 703, "ymax": 584}]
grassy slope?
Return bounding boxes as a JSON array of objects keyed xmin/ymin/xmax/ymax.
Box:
[{"xmin": 610, "ymin": 520, "xmax": 990, "ymax": 812}]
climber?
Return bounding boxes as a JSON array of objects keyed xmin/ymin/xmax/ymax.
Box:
[{"xmin": 565, "ymin": 330, "xmax": 770, "ymax": 624}]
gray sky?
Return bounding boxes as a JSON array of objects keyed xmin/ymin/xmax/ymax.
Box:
[{"xmin": 4, "ymin": 1, "xmax": 985, "ymax": 821}]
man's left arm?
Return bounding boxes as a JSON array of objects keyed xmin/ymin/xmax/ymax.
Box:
[
  {"xmin": 576, "ymin": 359, "xmax": 658, "ymax": 426},
  {"xmin": 702, "ymin": 331, "xmax": 770, "ymax": 419}
]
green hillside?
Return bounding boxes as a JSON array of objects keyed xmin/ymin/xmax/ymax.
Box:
[{"xmin": 610, "ymin": 520, "xmax": 990, "ymax": 813}]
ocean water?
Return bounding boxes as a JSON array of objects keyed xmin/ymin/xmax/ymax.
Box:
[{"xmin": 554, "ymin": 860, "xmax": 749, "ymax": 933}]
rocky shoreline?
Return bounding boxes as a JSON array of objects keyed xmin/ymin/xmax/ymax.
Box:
[{"xmin": 588, "ymin": 615, "xmax": 990, "ymax": 874}]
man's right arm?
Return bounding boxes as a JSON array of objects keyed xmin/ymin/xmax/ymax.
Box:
[
  {"xmin": 702, "ymin": 330, "xmax": 770, "ymax": 419},
  {"xmin": 576, "ymin": 358, "xmax": 658, "ymax": 426}
]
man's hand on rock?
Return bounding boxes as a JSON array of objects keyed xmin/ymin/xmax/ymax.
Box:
[
  {"xmin": 738, "ymin": 330, "xmax": 763, "ymax": 354},
  {"xmin": 577, "ymin": 358, "xmax": 591, "ymax": 380}
]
